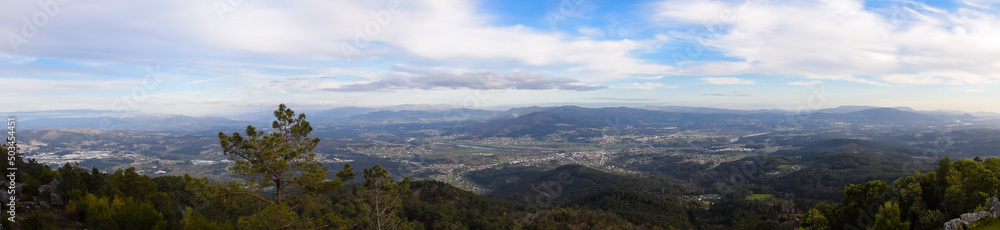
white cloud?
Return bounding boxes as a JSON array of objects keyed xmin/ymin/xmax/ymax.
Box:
[
  {"xmin": 966, "ymin": 89, "xmax": 984, "ymax": 93},
  {"xmin": 185, "ymin": 79, "xmax": 214, "ymax": 84},
  {"xmin": 380, "ymin": 2, "xmax": 675, "ymax": 81},
  {"xmin": 702, "ymin": 92, "xmax": 750, "ymax": 97},
  {"xmin": 5, "ymin": 0, "xmax": 1000, "ymax": 114},
  {"xmin": 787, "ymin": 80, "xmax": 823, "ymax": 85},
  {"xmin": 578, "ymin": 27, "xmax": 604, "ymax": 37},
  {"xmin": 616, "ymin": 82, "xmax": 668, "ymax": 90},
  {"xmin": 652, "ymin": 0, "xmax": 1000, "ymax": 85},
  {"xmin": 960, "ymin": 0, "xmax": 1000, "ymax": 9},
  {"xmin": 0, "ymin": 0, "xmax": 672, "ymax": 83},
  {"xmin": 0, "ymin": 78, "xmax": 139, "ymax": 93},
  {"xmin": 700, "ymin": 77, "xmax": 755, "ymax": 85},
  {"xmin": 653, "ymin": 0, "xmax": 733, "ymax": 24},
  {"xmin": 323, "ymin": 72, "xmax": 608, "ymax": 92}
]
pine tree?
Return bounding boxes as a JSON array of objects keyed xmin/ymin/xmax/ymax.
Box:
[
  {"xmin": 359, "ymin": 164, "xmax": 411, "ymax": 230},
  {"xmin": 215, "ymin": 104, "xmax": 355, "ymax": 228},
  {"xmin": 868, "ymin": 201, "xmax": 909, "ymax": 230}
]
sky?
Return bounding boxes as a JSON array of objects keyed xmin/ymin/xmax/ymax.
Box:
[{"xmin": 2, "ymin": 0, "xmax": 1000, "ymax": 116}]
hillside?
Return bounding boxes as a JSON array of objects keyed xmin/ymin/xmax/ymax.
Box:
[
  {"xmin": 799, "ymin": 157, "xmax": 1000, "ymax": 230},
  {"xmin": 775, "ymin": 138, "xmax": 926, "ymax": 157},
  {"xmin": 458, "ymin": 106, "xmax": 781, "ymax": 139},
  {"xmin": 4, "ymin": 152, "xmax": 694, "ymax": 229},
  {"xmin": 337, "ymin": 109, "xmax": 498, "ymax": 124},
  {"xmin": 467, "ymin": 164, "xmax": 691, "ymax": 204},
  {"xmin": 810, "ymin": 108, "xmax": 941, "ymax": 125}
]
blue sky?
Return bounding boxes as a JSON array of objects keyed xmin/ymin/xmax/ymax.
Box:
[{"xmin": 2, "ymin": 0, "xmax": 999, "ymax": 116}]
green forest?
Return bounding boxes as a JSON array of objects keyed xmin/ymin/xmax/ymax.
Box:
[
  {"xmin": 798, "ymin": 157, "xmax": 1000, "ymax": 230},
  {"xmin": 3, "ymin": 105, "xmax": 696, "ymax": 229},
  {"xmin": 5, "ymin": 105, "xmax": 1000, "ymax": 229}
]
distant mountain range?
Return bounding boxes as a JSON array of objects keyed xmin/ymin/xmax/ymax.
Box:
[
  {"xmin": 639, "ymin": 105, "xmax": 787, "ymax": 114},
  {"xmin": 14, "ymin": 114, "xmax": 252, "ymax": 131},
  {"xmin": 458, "ymin": 106, "xmax": 768, "ymax": 138},
  {"xmin": 230, "ymin": 104, "xmax": 491, "ymax": 122},
  {"xmin": 456, "ymin": 106, "xmax": 987, "ymax": 139},
  {"xmin": 811, "ymin": 107, "xmax": 946, "ymax": 124},
  {"xmin": 4, "ymin": 105, "xmax": 994, "ymax": 131}
]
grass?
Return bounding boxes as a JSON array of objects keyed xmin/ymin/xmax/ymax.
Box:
[
  {"xmin": 747, "ymin": 194, "xmax": 773, "ymax": 200},
  {"xmin": 970, "ymin": 217, "xmax": 1000, "ymax": 230}
]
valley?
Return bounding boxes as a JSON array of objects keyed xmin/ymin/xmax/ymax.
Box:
[
  {"xmin": 16, "ymin": 106, "xmax": 1000, "ymax": 199},
  {"xmin": 9, "ymin": 105, "xmax": 1000, "ymax": 229}
]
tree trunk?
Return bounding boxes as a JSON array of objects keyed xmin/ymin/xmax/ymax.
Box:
[{"xmin": 276, "ymin": 179, "xmax": 284, "ymax": 205}]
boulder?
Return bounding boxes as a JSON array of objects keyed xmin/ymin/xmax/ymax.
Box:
[
  {"xmin": 991, "ymin": 197, "xmax": 1000, "ymax": 217},
  {"xmin": 37, "ymin": 178, "xmax": 60, "ymax": 194},
  {"xmin": 960, "ymin": 211, "xmax": 992, "ymax": 224},
  {"xmin": 944, "ymin": 218, "xmax": 964, "ymax": 230},
  {"xmin": 946, "ymin": 197, "xmax": 1000, "ymax": 229},
  {"xmin": 50, "ymin": 192, "xmax": 63, "ymax": 206}
]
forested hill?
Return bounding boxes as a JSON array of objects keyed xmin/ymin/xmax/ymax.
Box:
[
  {"xmin": 798, "ymin": 157, "xmax": 1000, "ymax": 230},
  {"xmin": 0, "ymin": 147, "xmax": 583, "ymax": 229},
  {"xmin": 8, "ymin": 104, "xmax": 999, "ymax": 229},
  {"xmin": 467, "ymin": 164, "xmax": 691, "ymax": 203},
  {"xmin": 4, "ymin": 105, "xmax": 710, "ymax": 229},
  {"xmin": 3, "ymin": 149, "xmax": 693, "ymax": 229},
  {"xmin": 9, "ymin": 146, "xmax": 1000, "ymax": 229}
]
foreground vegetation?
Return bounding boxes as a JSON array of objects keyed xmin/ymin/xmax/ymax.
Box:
[
  {"xmin": 3, "ymin": 105, "xmax": 700, "ymax": 229},
  {"xmin": 6, "ymin": 104, "xmax": 1000, "ymax": 229},
  {"xmin": 799, "ymin": 157, "xmax": 1000, "ymax": 230}
]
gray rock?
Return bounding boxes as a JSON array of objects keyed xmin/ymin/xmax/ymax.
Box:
[
  {"xmin": 991, "ymin": 197, "xmax": 1000, "ymax": 217},
  {"xmin": 946, "ymin": 197, "xmax": 1000, "ymax": 229},
  {"xmin": 38, "ymin": 184, "xmax": 52, "ymax": 193},
  {"xmin": 50, "ymin": 192, "xmax": 63, "ymax": 206},
  {"xmin": 944, "ymin": 218, "xmax": 965, "ymax": 230},
  {"xmin": 38, "ymin": 178, "xmax": 60, "ymax": 194},
  {"xmin": 21, "ymin": 201, "xmax": 35, "ymax": 211},
  {"xmin": 960, "ymin": 211, "xmax": 991, "ymax": 224}
]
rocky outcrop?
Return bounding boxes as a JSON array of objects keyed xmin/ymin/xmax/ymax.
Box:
[
  {"xmin": 38, "ymin": 178, "xmax": 62, "ymax": 206},
  {"xmin": 944, "ymin": 197, "xmax": 1000, "ymax": 230},
  {"xmin": 944, "ymin": 218, "xmax": 964, "ymax": 230},
  {"xmin": 37, "ymin": 178, "xmax": 59, "ymax": 193},
  {"xmin": 993, "ymin": 196, "xmax": 1000, "ymax": 217}
]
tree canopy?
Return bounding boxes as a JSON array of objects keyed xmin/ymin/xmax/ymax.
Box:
[{"xmin": 215, "ymin": 104, "xmax": 355, "ymax": 229}]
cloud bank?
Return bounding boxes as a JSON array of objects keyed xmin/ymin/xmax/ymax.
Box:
[{"xmin": 324, "ymin": 72, "xmax": 607, "ymax": 92}]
